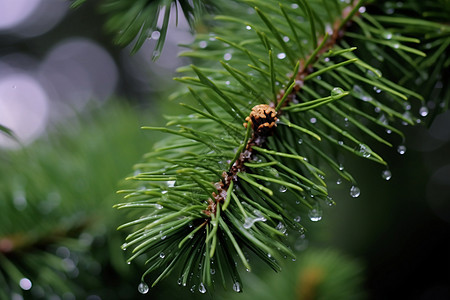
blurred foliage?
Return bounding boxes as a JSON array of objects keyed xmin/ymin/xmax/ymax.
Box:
[
  {"xmin": 71, "ymin": 0, "xmax": 216, "ymax": 59},
  {"xmin": 0, "ymin": 102, "xmax": 155, "ymax": 299},
  {"xmin": 0, "ymin": 125, "xmax": 16, "ymax": 141},
  {"xmin": 219, "ymin": 248, "xmax": 365, "ymax": 300}
]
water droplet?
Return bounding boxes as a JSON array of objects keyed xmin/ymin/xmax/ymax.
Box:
[
  {"xmin": 199, "ymin": 41, "xmax": 207, "ymax": 48},
  {"xmin": 291, "ymin": 3, "xmax": 299, "ymax": 9},
  {"xmin": 391, "ymin": 42, "xmax": 400, "ymax": 49},
  {"xmin": 277, "ymin": 53, "xmax": 286, "ymax": 59},
  {"xmin": 419, "ymin": 106, "xmax": 429, "ymax": 117},
  {"xmin": 276, "ymin": 222, "xmax": 287, "ymax": 233},
  {"xmin": 151, "ymin": 31, "xmax": 160, "ymax": 40},
  {"xmin": 225, "ymin": 80, "xmax": 230, "ymax": 85},
  {"xmin": 308, "ymin": 205, "xmax": 322, "ymax": 222},
  {"xmin": 177, "ymin": 277, "xmax": 182, "ymax": 285},
  {"xmin": 363, "ymin": 95, "xmax": 373, "ymax": 102},
  {"xmin": 358, "ymin": 6, "xmax": 366, "ymax": 13},
  {"xmin": 397, "ymin": 145, "xmax": 406, "ymax": 155},
  {"xmin": 358, "ymin": 144, "xmax": 371, "ymax": 158},
  {"xmin": 233, "ymin": 281, "xmax": 241, "ymax": 293},
  {"xmin": 190, "ymin": 285, "xmax": 196, "ymax": 293},
  {"xmin": 155, "ymin": 204, "xmax": 163, "ymax": 209},
  {"xmin": 383, "ymin": 32, "xmax": 393, "ymax": 39},
  {"xmin": 350, "ymin": 186, "xmax": 361, "ymax": 198},
  {"xmin": 138, "ymin": 282, "xmax": 149, "ymax": 294},
  {"xmin": 283, "ymin": 36, "xmax": 290, "ymax": 42},
  {"xmin": 166, "ymin": 180, "xmax": 175, "ymax": 188},
  {"xmin": 243, "ymin": 210, "xmax": 266, "ymax": 229},
  {"xmin": 224, "ymin": 53, "xmax": 232, "ymax": 61},
  {"xmin": 338, "ymin": 140, "xmax": 344, "ymax": 146},
  {"xmin": 279, "ymin": 186, "xmax": 287, "ymax": 193},
  {"xmin": 160, "ymin": 252, "xmax": 165, "ymax": 259},
  {"xmin": 331, "ymin": 87, "xmax": 344, "ymax": 96},
  {"xmin": 353, "ymin": 84, "xmax": 363, "ymax": 94},
  {"xmin": 325, "ymin": 196, "xmax": 335, "ymax": 206},
  {"xmin": 339, "ymin": 164, "xmax": 344, "ymax": 171},
  {"xmin": 269, "ymin": 168, "xmax": 279, "ymax": 177},
  {"xmin": 366, "ymin": 69, "xmax": 383, "ymax": 79},
  {"xmin": 353, "ymin": 85, "xmax": 372, "ymax": 102},
  {"xmin": 198, "ymin": 283, "xmax": 207, "ymax": 294},
  {"xmin": 298, "ymin": 138, "xmax": 303, "ymax": 144},
  {"xmin": 402, "ymin": 112, "xmax": 413, "ymax": 125},
  {"xmin": 152, "ymin": 50, "xmax": 160, "ymax": 58},
  {"xmin": 246, "ymin": 25, "xmax": 252, "ymax": 30},
  {"xmin": 336, "ymin": 178, "xmax": 342, "ymax": 185},
  {"xmin": 210, "ymin": 268, "xmax": 216, "ymax": 275},
  {"xmin": 343, "ymin": 117, "xmax": 349, "ymax": 127},
  {"xmin": 382, "ymin": 170, "xmax": 392, "ymax": 180},
  {"xmin": 294, "ymin": 216, "xmax": 301, "ymax": 222},
  {"xmin": 310, "ymin": 117, "xmax": 317, "ymax": 124},
  {"xmin": 19, "ymin": 278, "xmax": 32, "ymax": 291}
]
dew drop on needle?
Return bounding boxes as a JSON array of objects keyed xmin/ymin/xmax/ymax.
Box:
[
  {"xmin": 350, "ymin": 186, "xmax": 360, "ymax": 198},
  {"xmin": 138, "ymin": 282, "xmax": 149, "ymax": 294}
]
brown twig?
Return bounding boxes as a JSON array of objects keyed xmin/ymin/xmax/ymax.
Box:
[{"xmin": 0, "ymin": 218, "xmax": 94, "ymax": 255}]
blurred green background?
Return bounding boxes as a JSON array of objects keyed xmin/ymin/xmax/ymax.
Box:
[{"xmin": 0, "ymin": 1, "xmax": 449, "ymax": 299}]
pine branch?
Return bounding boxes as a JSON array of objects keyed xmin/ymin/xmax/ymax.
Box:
[
  {"xmin": 115, "ymin": 0, "xmax": 449, "ymax": 295},
  {"xmin": 71, "ymin": 0, "xmax": 215, "ymax": 59}
]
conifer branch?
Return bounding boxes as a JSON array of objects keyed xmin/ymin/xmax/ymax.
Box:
[{"xmin": 115, "ymin": 0, "xmax": 448, "ymax": 295}]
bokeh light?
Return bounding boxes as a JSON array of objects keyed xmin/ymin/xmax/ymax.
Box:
[
  {"xmin": 0, "ymin": 0, "xmax": 41, "ymax": 30},
  {"xmin": 0, "ymin": 0, "xmax": 68, "ymax": 37},
  {"xmin": 39, "ymin": 38, "xmax": 118, "ymax": 117},
  {"xmin": 0, "ymin": 71, "xmax": 49, "ymax": 148}
]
